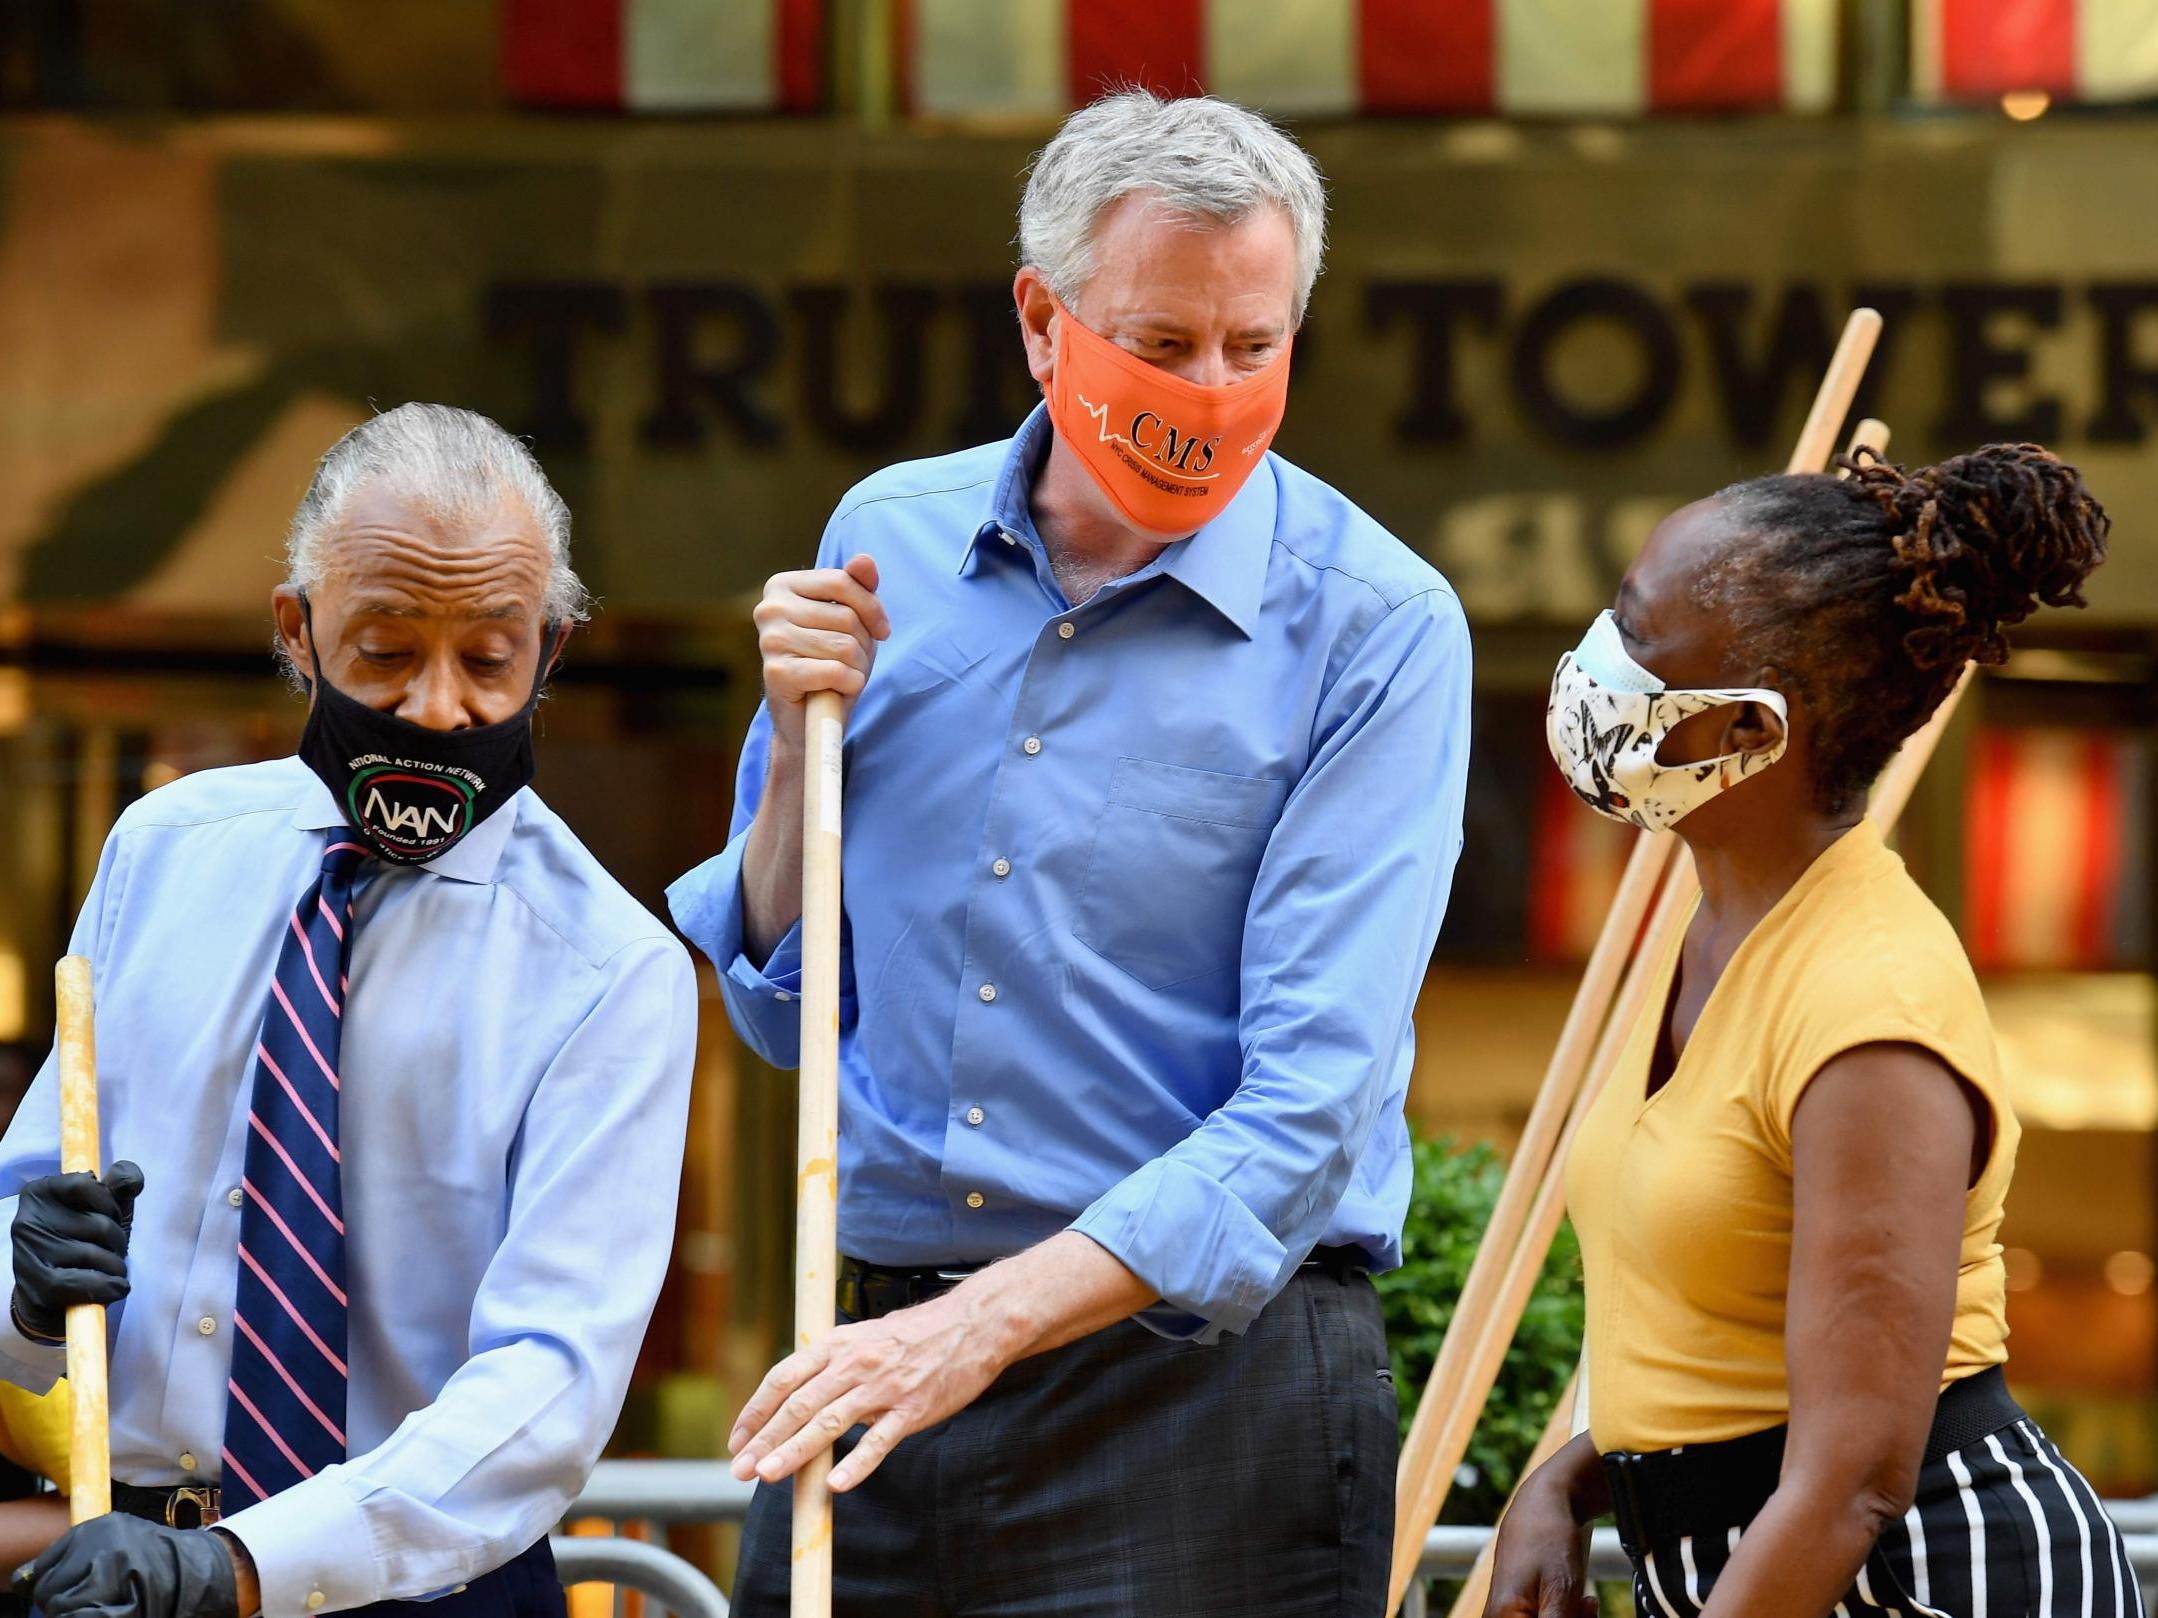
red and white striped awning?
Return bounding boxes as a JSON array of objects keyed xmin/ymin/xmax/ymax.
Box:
[
  {"xmin": 1966, "ymin": 728, "xmax": 2147, "ymax": 973},
  {"xmin": 902, "ymin": 0, "xmax": 1839, "ymax": 119},
  {"xmin": 503, "ymin": 0, "xmax": 823, "ymax": 111},
  {"xmin": 1913, "ymin": 0, "xmax": 2158, "ymax": 104}
]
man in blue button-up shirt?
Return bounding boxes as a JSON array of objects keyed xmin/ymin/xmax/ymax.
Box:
[
  {"xmin": 672, "ymin": 92, "xmax": 1470, "ymax": 1616},
  {"xmin": 1, "ymin": 406, "xmax": 696, "ymax": 1618}
]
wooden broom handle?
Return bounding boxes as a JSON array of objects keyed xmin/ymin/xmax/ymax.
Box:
[
  {"xmin": 792, "ymin": 690, "xmax": 845, "ymax": 1617},
  {"xmin": 1446, "ymin": 1374, "xmax": 1583, "ymax": 1618},
  {"xmin": 1787, "ymin": 310, "xmax": 1882, "ymax": 473},
  {"xmin": 54, "ymin": 956, "xmax": 110, "ymax": 1522}
]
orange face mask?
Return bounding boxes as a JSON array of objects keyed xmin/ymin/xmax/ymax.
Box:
[{"xmin": 1043, "ymin": 295, "xmax": 1293, "ymax": 537}]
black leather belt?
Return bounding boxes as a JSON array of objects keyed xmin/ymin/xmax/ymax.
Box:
[
  {"xmin": 838, "ymin": 1244, "xmax": 1369, "ymax": 1322},
  {"xmin": 1602, "ymin": 1365, "xmax": 2023, "ymax": 1553},
  {"xmin": 113, "ymin": 1480, "xmax": 221, "ymax": 1528}
]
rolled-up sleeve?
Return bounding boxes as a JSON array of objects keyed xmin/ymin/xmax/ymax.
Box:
[
  {"xmin": 220, "ymin": 935, "xmax": 699, "ymax": 1616},
  {"xmin": 1070, "ymin": 588, "xmax": 1472, "ymax": 1340},
  {"xmin": 669, "ymin": 510, "xmax": 861, "ymax": 1070},
  {"xmin": 667, "ymin": 708, "xmax": 810, "ymax": 1069}
]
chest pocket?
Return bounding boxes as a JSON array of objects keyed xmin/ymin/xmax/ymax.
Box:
[{"xmin": 1075, "ymin": 757, "xmax": 1289, "ymax": 990}]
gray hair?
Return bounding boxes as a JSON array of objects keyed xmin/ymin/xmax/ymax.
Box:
[
  {"xmin": 285, "ymin": 403, "xmax": 590, "ymax": 623},
  {"xmin": 1019, "ymin": 90, "xmax": 1328, "ymax": 323}
]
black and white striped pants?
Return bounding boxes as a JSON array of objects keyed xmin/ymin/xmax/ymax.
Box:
[{"xmin": 1628, "ymin": 1420, "xmax": 2142, "ymax": 1618}]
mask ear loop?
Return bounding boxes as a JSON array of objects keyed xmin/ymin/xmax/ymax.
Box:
[
  {"xmin": 1645, "ymin": 687, "xmax": 1791, "ymax": 775},
  {"xmin": 527, "ymin": 622, "xmax": 574, "ymax": 737},
  {"xmin": 295, "ymin": 592, "xmax": 321, "ymax": 698},
  {"xmin": 537, "ymin": 622, "xmax": 570, "ymax": 690}
]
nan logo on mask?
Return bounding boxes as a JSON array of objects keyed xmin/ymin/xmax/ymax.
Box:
[
  {"xmin": 294, "ymin": 595, "xmax": 555, "ymax": 867},
  {"xmin": 346, "ymin": 757, "xmax": 482, "ymax": 860}
]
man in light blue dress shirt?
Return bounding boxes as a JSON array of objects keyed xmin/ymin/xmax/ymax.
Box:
[
  {"xmin": 0, "ymin": 406, "xmax": 696, "ymax": 1618},
  {"xmin": 670, "ymin": 92, "xmax": 1472, "ymax": 1616}
]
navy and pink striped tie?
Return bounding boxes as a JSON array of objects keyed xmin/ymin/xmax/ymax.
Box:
[{"xmin": 222, "ymin": 836, "xmax": 366, "ymax": 1504}]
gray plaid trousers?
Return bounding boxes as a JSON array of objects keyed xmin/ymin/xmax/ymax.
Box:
[{"xmin": 730, "ymin": 1266, "xmax": 1398, "ymax": 1617}]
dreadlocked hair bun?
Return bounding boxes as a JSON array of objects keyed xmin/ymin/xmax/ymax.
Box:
[
  {"xmin": 1841, "ymin": 442, "xmax": 2109, "ymax": 673},
  {"xmin": 1705, "ymin": 444, "xmax": 2109, "ymax": 815}
]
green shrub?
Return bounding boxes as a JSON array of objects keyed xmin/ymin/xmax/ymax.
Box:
[{"xmin": 1375, "ymin": 1134, "xmax": 1586, "ymax": 1526}]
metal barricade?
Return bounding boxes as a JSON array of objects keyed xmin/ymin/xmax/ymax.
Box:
[
  {"xmin": 560, "ymin": 1463, "xmax": 2158, "ymax": 1617},
  {"xmin": 549, "ymin": 1535, "xmax": 731, "ymax": 1618},
  {"xmin": 555, "ymin": 1464, "xmax": 757, "ymax": 1618},
  {"xmin": 574, "ymin": 1460, "xmax": 760, "ymax": 1523}
]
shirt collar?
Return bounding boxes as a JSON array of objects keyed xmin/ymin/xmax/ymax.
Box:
[
  {"xmin": 961, "ymin": 403, "xmax": 1272, "ymax": 639},
  {"xmin": 288, "ymin": 763, "xmax": 521, "ymax": 884},
  {"xmin": 961, "ymin": 404, "xmax": 1056, "ymax": 575}
]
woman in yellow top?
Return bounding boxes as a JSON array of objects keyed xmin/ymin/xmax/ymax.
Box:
[
  {"xmin": 1489, "ymin": 444, "xmax": 2129, "ymax": 1618},
  {"xmin": 0, "ymin": 1376, "xmax": 71, "ymax": 1613}
]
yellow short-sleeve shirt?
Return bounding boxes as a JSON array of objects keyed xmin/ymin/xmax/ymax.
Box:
[
  {"xmin": 1565, "ymin": 819, "xmax": 2017, "ymax": 1454},
  {"xmin": 0, "ymin": 1378, "xmax": 71, "ymax": 1493}
]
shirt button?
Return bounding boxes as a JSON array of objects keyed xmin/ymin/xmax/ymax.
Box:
[
  {"xmin": 991, "ymin": 857, "xmax": 1011, "ymax": 879},
  {"xmin": 1000, "ymin": 530, "xmax": 1017, "ymax": 547},
  {"xmin": 178, "ymin": 1452, "xmax": 197, "ymax": 1472},
  {"xmin": 965, "ymin": 1192, "xmax": 985, "ymax": 1210},
  {"xmin": 1022, "ymin": 736, "xmax": 1042, "ymax": 756},
  {"xmin": 306, "ymin": 1593, "xmax": 327, "ymax": 1611},
  {"xmin": 196, "ymin": 1316, "xmax": 217, "ymax": 1337},
  {"xmin": 227, "ymin": 1187, "xmax": 244, "ymax": 1208},
  {"xmin": 1057, "ymin": 622, "xmax": 1075, "ymax": 640},
  {"xmin": 977, "ymin": 983, "xmax": 997, "ymax": 1003},
  {"xmin": 774, "ymin": 990, "xmax": 794, "ymax": 1003},
  {"xmin": 966, "ymin": 1106, "xmax": 985, "ymax": 1127}
]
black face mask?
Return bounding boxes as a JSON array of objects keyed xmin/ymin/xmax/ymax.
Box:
[{"xmin": 295, "ymin": 600, "xmax": 561, "ymax": 866}]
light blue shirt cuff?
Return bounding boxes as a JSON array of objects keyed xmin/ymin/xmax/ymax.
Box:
[
  {"xmin": 0, "ymin": 1199, "xmax": 65, "ymax": 1393},
  {"xmin": 0, "ymin": 1332, "xmax": 64, "ymax": 1394},
  {"xmin": 667, "ymin": 835, "xmax": 806, "ymax": 1064},
  {"xmin": 220, "ymin": 1470, "xmax": 379, "ymax": 1616},
  {"xmin": 1070, "ymin": 1158, "xmax": 1286, "ymax": 1341}
]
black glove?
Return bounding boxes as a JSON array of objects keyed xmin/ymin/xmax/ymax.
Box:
[
  {"xmin": 11, "ymin": 1515, "xmax": 238, "ymax": 1618},
  {"xmin": 11, "ymin": 1161, "xmax": 145, "ymax": 1342}
]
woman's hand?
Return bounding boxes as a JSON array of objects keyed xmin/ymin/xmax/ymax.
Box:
[{"xmin": 1486, "ymin": 1438, "xmax": 1605, "ymax": 1618}]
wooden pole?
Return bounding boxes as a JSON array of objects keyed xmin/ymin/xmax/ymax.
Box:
[
  {"xmin": 792, "ymin": 690, "xmax": 845, "ymax": 1618},
  {"xmin": 54, "ymin": 956, "xmax": 108, "ymax": 1523},
  {"xmin": 1785, "ymin": 310, "xmax": 1882, "ymax": 474},
  {"xmin": 1386, "ymin": 308, "xmax": 1886, "ymax": 1612},
  {"xmin": 1398, "ymin": 866, "xmax": 1696, "ymax": 1610},
  {"xmin": 1387, "ymin": 833, "xmax": 1670, "ymax": 1539},
  {"xmin": 1444, "ymin": 1376, "xmax": 1582, "ymax": 1618},
  {"xmin": 1846, "ymin": 419, "xmax": 1890, "ymax": 467}
]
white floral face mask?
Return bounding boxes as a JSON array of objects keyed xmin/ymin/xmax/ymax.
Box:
[{"xmin": 1545, "ymin": 611, "xmax": 1789, "ymax": 831}]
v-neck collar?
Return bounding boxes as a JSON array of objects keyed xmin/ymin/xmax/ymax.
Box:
[{"xmin": 1635, "ymin": 820, "xmax": 1882, "ymax": 1117}]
